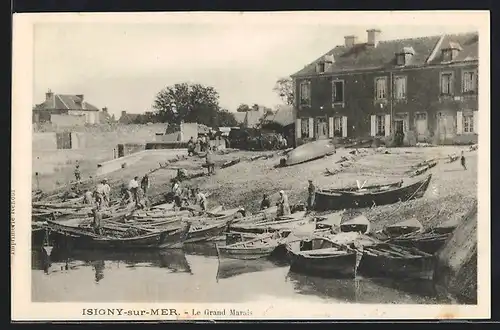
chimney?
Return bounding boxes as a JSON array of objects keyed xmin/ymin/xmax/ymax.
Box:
[
  {"xmin": 344, "ymin": 35, "xmax": 358, "ymax": 48},
  {"xmin": 121, "ymin": 111, "xmax": 127, "ymax": 117},
  {"xmin": 102, "ymin": 107, "xmax": 108, "ymax": 113},
  {"xmin": 76, "ymin": 94, "xmax": 84, "ymax": 104},
  {"xmin": 45, "ymin": 89, "xmax": 53, "ymax": 101},
  {"xmin": 367, "ymin": 29, "xmax": 381, "ymax": 47}
]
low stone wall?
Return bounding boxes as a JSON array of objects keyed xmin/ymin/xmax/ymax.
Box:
[{"xmin": 434, "ymin": 204, "xmax": 478, "ymax": 304}]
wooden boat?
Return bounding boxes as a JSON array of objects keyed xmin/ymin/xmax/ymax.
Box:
[
  {"xmin": 228, "ymin": 211, "xmax": 309, "ymax": 234},
  {"xmin": 357, "ymin": 243, "xmax": 435, "ymax": 279},
  {"xmin": 216, "ymin": 232, "xmax": 283, "ymax": 260},
  {"xmin": 384, "ymin": 218, "xmax": 424, "ymax": 238},
  {"xmin": 286, "ymin": 236, "xmax": 359, "ymax": 278},
  {"xmin": 44, "ymin": 219, "xmax": 191, "ymax": 250},
  {"xmin": 184, "ymin": 220, "xmax": 233, "ymax": 244},
  {"xmin": 221, "ymin": 158, "xmax": 241, "ymax": 169},
  {"xmin": 318, "ymin": 180, "xmax": 403, "ymax": 194},
  {"xmin": 388, "ymin": 232, "xmax": 450, "ymax": 255},
  {"xmin": 340, "ymin": 215, "xmax": 371, "ymax": 234},
  {"xmin": 431, "ymin": 218, "xmax": 459, "ymax": 235},
  {"xmin": 314, "ymin": 174, "xmax": 432, "ymax": 211},
  {"xmin": 283, "ymin": 139, "xmax": 336, "ymax": 166},
  {"xmin": 231, "ymin": 206, "xmax": 278, "ymax": 224}
]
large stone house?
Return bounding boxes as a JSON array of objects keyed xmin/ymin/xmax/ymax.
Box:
[
  {"xmin": 33, "ymin": 90, "xmax": 101, "ymax": 126},
  {"xmin": 291, "ymin": 29, "xmax": 479, "ymax": 145}
]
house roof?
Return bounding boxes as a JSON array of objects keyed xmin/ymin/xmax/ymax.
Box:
[
  {"xmin": 233, "ymin": 112, "xmax": 247, "ymax": 124},
  {"xmin": 245, "ymin": 111, "xmax": 265, "ymax": 128},
  {"xmin": 291, "ymin": 32, "xmax": 478, "ymax": 77},
  {"xmin": 264, "ymin": 105, "xmax": 294, "ymax": 127},
  {"xmin": 118, "ymin": 113, "xmax": 141, "ymax": 124},
  {"xmin": 34, "ymin": 94, "xmax": 100, "ymax": 111}
]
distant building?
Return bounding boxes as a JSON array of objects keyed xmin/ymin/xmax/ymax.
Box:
[
  {"xmin": 291, "ymin": 29, "xmax": 478, "ymax": 145},
  {"xmin": 33, "ymin": 90, "xmax": 101, "ymax": 125}
]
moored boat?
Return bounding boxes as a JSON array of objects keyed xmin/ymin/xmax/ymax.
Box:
[
  {"xmin": 384, "ymin": 218, "xmax": 424, "ymax": 238},
  {"xmin": 184, "ymin": 220, "xmax": 233, "ymax": 244},
  {"xmin": 314, "ymin": 174, "xmax": 432, "ymax": 211},
  {"xmin": 357, "ymin": 243, "xmax": 435, "ymax": 279},
  {"xmin": 283, "ymin": 139, "xmax": 336, "ymax": 166},
  {"xmin": 44, "ymin": 219, "xmax": 191, "ymax": 250},
  {"xmin": 286, "ymin": 235, "xmax": 359, "ymax": 278},
  {"xmin": 319, "ymin": 180, "xmax": 403, "ymax": 194},
  {"xmin": 340, "ymin": 214, "xmax": 371, "ymax": 234},
  {"xmin": 216, "ymin": 232, "xmax": 283, "ymax": 260},
  {"xmin": 388, "ymin": 232, "xmax": 450, "ymax": 255}
]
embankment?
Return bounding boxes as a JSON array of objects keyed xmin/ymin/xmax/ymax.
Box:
[{"xmin": 434, "ymin": 203, "xmax": 478, "ymax": 304}]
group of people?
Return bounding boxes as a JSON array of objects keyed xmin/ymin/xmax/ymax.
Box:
[
  {"xmin": 259, "ymin": 179, "xmax": 316, "ymax": 216},
  {"xmin": 170, "ymin": 178, "xmax": 208, "ymax": 211},
  {"xmin": 187, "ymin": 135, "xmax": 212, "ymax": 156}
]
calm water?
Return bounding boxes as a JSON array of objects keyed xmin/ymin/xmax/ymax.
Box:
[{"xmin": 32, "ymin": 244, "xmax": 450, "ymax": 304}]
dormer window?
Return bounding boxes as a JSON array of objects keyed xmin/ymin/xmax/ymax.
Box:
[
  {"xmin": 395, "ymin": 46, "xmax": 415, "ymax": 66},
  {"xmin": 441, "ymin": 42, "xmax": 463, "ymax": 62},
  {"xmin": 316, "ymin": 62, "xmax": 326, "ymax": 73}
]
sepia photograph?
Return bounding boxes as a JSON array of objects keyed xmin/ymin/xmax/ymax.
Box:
[{"xmin": 12, "ymin": 11, "xmax": 490, "ymax": 320}]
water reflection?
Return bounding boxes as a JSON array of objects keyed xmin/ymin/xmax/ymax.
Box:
[
  {"xmin": 286, "ymin": 271, "xmax": 448, "ymax": 304},
  {"xmin": 33, "ymin": 246, "xmax": 192, "ymax": 282},
  {"xmin": 216, "ymin": 258, "xmax": 288, "ymax": 281}
]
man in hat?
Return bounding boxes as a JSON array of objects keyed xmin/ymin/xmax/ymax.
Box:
[
  {"xmin": 307, "ymin": 179, "xmax": 316, "ymax": 212},
  {"xmin": 74, "ymin": 162, "xmax": 81, "ymax": 182},
  {"xmin": 102, "ymin": 178, "xmax": 111, "ymax": 207},
  {"xmin": 196, "ymin": 188, "xmax": 208, "ymax": 211},
  {"xmin": 94, "ymin": 179, "xmax": 108, "ymax": 208},
  {"xmin": 460, "ymin": 150, "xmax": 467, "ymax": 170},
  {"xmin": 277, "ymin": 190, "xmax": 291, "ymax": 216}
]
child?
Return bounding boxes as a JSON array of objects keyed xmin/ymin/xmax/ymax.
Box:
[{"xmin": 461, "ymin": 151, "xmax": 467, "ymax": 170}]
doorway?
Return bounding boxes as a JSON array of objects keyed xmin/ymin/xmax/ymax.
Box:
[{"xmin": 315, "ymin": 117, "xmax": 328, "ymax": 140}]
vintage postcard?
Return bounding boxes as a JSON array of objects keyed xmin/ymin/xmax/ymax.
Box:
[{"xmin": 12, "ymin": 11, "xmax": 490, "ymax": 321}]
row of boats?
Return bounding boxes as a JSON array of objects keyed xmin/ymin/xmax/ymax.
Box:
[{"xmin": 32, "ymin": 179, "xmax": 462, "ymax": 281}]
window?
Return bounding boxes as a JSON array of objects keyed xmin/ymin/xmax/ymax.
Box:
[
  {"xmin": 440, "ymin": 72, "xmax": 454, "ymax": 95},
  {"xmin": 332, "ymin": 80, "xmax": 344, "ymax": 104},
  {"xmin": 333, "ymin": 117, "xmax": 342, "ymax": 137},
  {"xmin": 393, "ymin": 76, "xmax": 407, "ymax": 100},
  {"xmin": 415, "ymin": 113, "xmax": 427, "ymax": 121},
  {"xmin": 316, "ymin": 62, "xmax": 325, "ymax": 73},
  {"xmin": 376, "ymin": 115, "xmax": 385, "ymax": 136},
  {"xmin": 299, "ymin": 81, "xmax": 311, "ymax": 106},
  {"xmin": 301, "ymin": 119, "xmax": 309, "ymax": 137},
  {"xmin": 462, "ymin": 70, "xmax": 477, "ymax": 94},
  {"xmin": 375, "ymin": 77, "xmax": 387, "ymax": 100},
  {"xmin": 463, "ymin": 115, "xmax": 474, "ymax": 133},
  {"xmin": 442, "ymin": 49, "xmax": 453, "ymax": 62},
  {"xmin": 396, "ymin": 54, "xmax": 405, "ymax": 66}
]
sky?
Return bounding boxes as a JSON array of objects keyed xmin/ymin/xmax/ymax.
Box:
[{"xmin": 32, "ymin": 14, "xmax": 479, "ymax": 117}]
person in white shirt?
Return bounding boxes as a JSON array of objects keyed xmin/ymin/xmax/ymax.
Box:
[
  {"xmin": 195, "ymin": 188, "xmax": 208, "ymax": 211},
  {"xmin": 128, "ymin": 176, "xmax": 140, "ymax": 206},
  {"xmin": 94, "ymin": 180, "xmax": 107, "ymax": 208},
  {"xmin": 101, "ymin": 178, "xmax": 111, "ymax": 207}
]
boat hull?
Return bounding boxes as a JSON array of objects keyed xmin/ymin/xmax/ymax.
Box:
[
  {"xmin": 184, "ymin": 221, "xmax": 230, "ymax": 244},
  {"xmin": 46, "ymin": 221, "xmax": 190, "ymax": 250},
  {"xmin": 357, "ymin": 245, "xmax": 435, "ymax": 279},
  {"xmin": 389, "ymin": 234, "xmax": 450, "ymax": 255},
  {"xmin": 315, "ymin": 174, "xmax": 432, "ymax": 211},
  {"xmin": 216, "ymin": 245, "xmax": 277, "ymax": 260},
  {"xmin": 287, "ymin": 250, "xmax": 358, "ymax": 278},
  {"xmin": 284, "ymin": 139, "xmax": 336, "ymax": 166}
]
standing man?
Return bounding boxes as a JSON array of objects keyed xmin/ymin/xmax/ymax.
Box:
[
  {"xmin": 187, "ymin": 136, "xmax": 195, "ymax": 156},
  {"xmin": 196, "ymin": 188, "xmax": 208, "ymax": 211},
  {"xmin": 277, "ymin": 190, "xmax": 291, "ymax": 216},
  {"xmin": 141, "ymin": 174, "xmax": 150, "ymax": 196},
  {"xmin": 74, "ymin": 162, "xmax": 81, "ymax": 182},
  {"xmin": 205, "ymin": 149, "xmax": 215, "ymax": 175},
  {"xmin": 461, "ymin": 151, "xmax": 467, "ymax": 170},
  {"xmin": 102, "ymin": 178, "xmax": 111, "ymax": 207},
  {"xmin": 307, "ymin": 179, "xmax": 316, "ymax": 212},
  {"xmin": 128, "ymin": 176, "xmax": 140, "ymax": 206},
  {"xmin": 94, "ymin": 179, "xmax": 107, "ymax": 208},
  {"xmin": 260, "ymin": 193, "xmax": 271, "ymax": 210},
  {"xmin": 91, "ymin": 207, "xmax": 103, "ymax": 235}
]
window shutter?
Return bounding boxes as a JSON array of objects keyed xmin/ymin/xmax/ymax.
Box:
[
  {"xmin": 342, "ymin": 116, "xmax": 348, "ymax": 138},
  {"xmin": 308, "ymin": 118, "xmax": 314, "ymax": 138},
  {"xmin": 296, "ymin": 118, "xmax": 301, "ymax": 139},
  {"xmin": 328, "ymin": 117, "xmax": 334, "ymax": 138},
  {"xmin": 456, "ymin": 111, "xmax": 463, "ymax": 135},
  {"xmin": 370, "ymin": 115, "xmax": 376, "ymax": 137},
  {"xmin": 473, "ymin": 111, "xmax": 479, "ymax": 134},
  {"xmin": 384, "ymin": 114, "xmax": 391, "ymax": 137}
]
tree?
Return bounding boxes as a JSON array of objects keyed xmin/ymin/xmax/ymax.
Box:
[
  {"xmin": 152, "ymin": 83, "xmax": 220, "ymax": 126},
  {"xmin": 236, "ymin": 103, "xmax": 251, "ymax": 112},
  {"xmin": 215, "ymin": 109, "xmax": 238, "ymax": 127},
  {"xmin": 273, "ymin": 77, "xmax": 294, "ymax": 105}
]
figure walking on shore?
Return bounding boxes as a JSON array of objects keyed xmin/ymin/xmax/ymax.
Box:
[
  {"xmin": 461, "ymin": 151, "xmax": 467, "ymax": 170},
  {"xmin": 307, "ymin": 179, "xmax": 316, "ymax": 212},
  {"xmin": 128, "ymin": 176, "xmax": 140, "ymax": 206},
  {"xmin": 141, "ymin": 174, "xmax": 150, "ymax": 196},
  {"xmin": 74, "ymin": 162, "xmax": 81, "ymax": 182}
]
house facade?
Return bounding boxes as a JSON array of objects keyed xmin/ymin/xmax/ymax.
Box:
[
  {"xmin": 33, "ymin": 90, "xmax": 101, "ymax": 126},
  {"xmin": 291, "ymin": 29, "xmax": 479, "ymax": 145}
]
